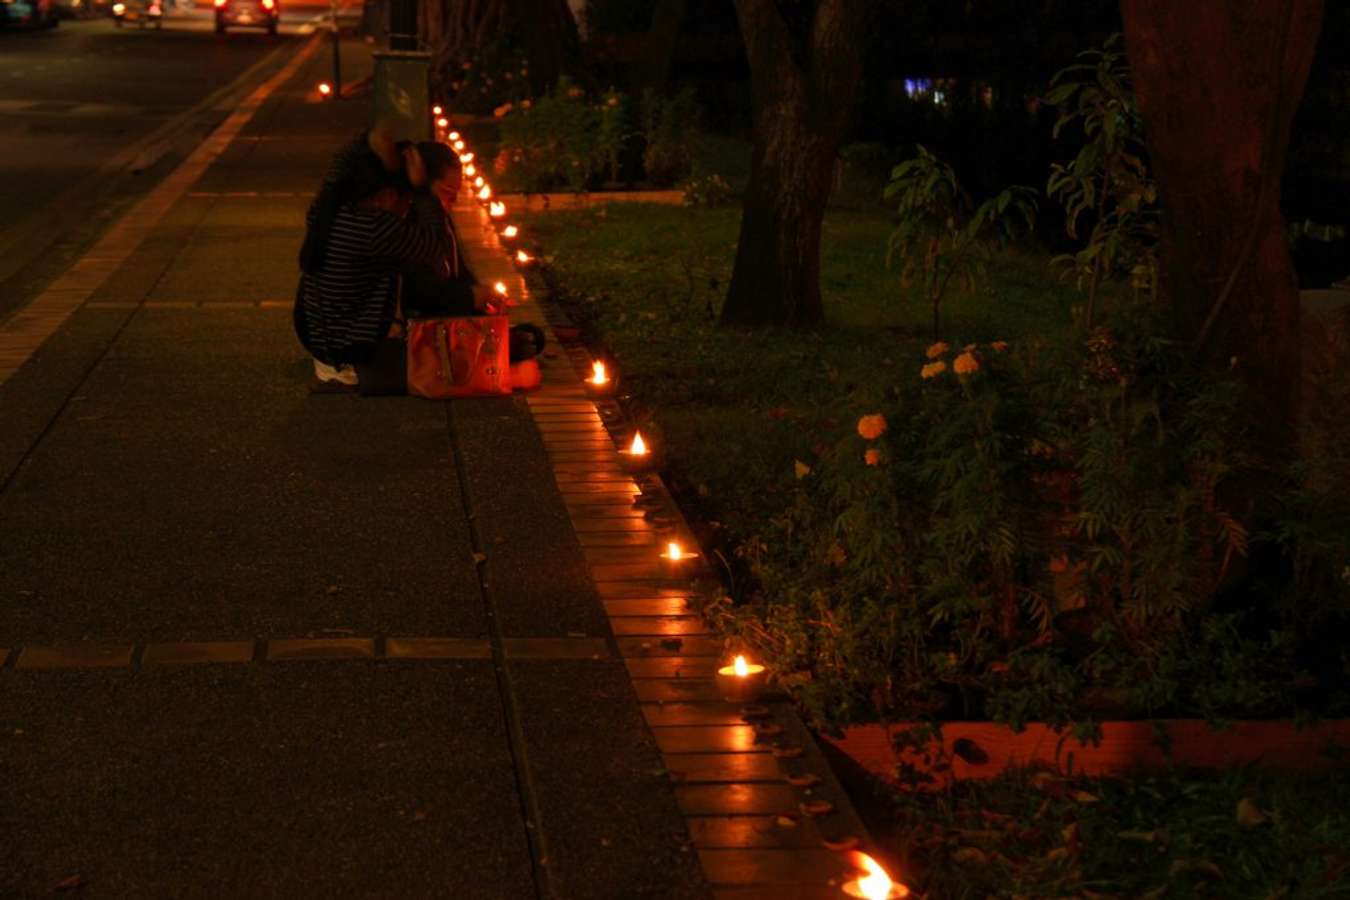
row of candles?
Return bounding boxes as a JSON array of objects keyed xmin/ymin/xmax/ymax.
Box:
[{"xmin": 426, "ymin": 103, "xmax": 906, "ymax": 900}]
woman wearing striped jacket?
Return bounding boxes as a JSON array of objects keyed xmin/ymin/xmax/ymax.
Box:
[{"xmin": 294, "ymin": 132, "xmax": 451, "ymax": 388}]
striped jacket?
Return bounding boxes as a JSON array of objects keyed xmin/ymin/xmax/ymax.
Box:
[{"xmin": 294, "ymin": 135, "xmax": 451, "ymax": 365}]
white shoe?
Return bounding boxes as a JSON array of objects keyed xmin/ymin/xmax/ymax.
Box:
[{"xmin": 313, "ymin": 358, "xmax": 358, "ymax": 385}]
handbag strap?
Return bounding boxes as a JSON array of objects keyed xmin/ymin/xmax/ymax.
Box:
[{"xmin": 435, "ymin": 322, "xmax": 454, "ymax": 386}]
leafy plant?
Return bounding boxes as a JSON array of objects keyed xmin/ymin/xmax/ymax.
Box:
[
  {"xmin": 1045, "ymin": 34, "xmax": 1159, "ymax": 325},
  {"xmin": 496, "ymin": 77, "xmax": 602, "ymax": 192},
  {"xmin": 885, "ymin": 145, "xmax": 1037, "ymax": 339},
  {"xmin": 641, "ymin": 87, "xmax": 702, "ymax": 186},
  {"xmin": 682, "ymin": 173, "xmax": 736, "ymax": 208}
]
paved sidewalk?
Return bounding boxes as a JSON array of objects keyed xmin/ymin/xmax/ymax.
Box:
[{"xmin": 0, "ymin": 36, "xmax": 706, "ymax": 899}]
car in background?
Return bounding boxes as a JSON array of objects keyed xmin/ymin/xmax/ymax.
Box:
[
  {"xmin": 214, "ymin": 0, "xmax": 276, "ymax": 35},
  {"xmin": 111, "ymin": 0, "xmax": 161, "ymax": 27},
  {"xmin": 0, "ymin": 0, "xmax": 60, "ymax": 27}
]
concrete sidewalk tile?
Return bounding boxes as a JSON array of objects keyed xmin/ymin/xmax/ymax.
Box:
[
  {"xmin": 687, "ymin": 816, "xmax": 826, "ymax": 850},
  {"xmin": 643, "ymin": 704, "xmax": 746, "ymax": 727},
  {"xmin": 712, "ymin": 888, "xmax": 843, "ymax": 900},
  {"xmin": 573, "ymin": 518, "xmax": 658, "ymax": 533},
  {"xmin": 16, "ymin": 644, "xmax": 135, "ymax": 670},
  {"xmin": 554, "ymin": 470, "xmax": 635, "ymax": 483},
  {"xmin": 558, "ymin": 483, "xmax": 640, "ymax": 497},
  {"xmin": 618, "ymin": 635, "xmax": 722, "ymax": 658},
  {"xmin": 625, "ymin": 657, "xmax": 719, "ymax": 678},
  {"xmin": 385, "ymin": 637, "xmax": 492, "ymax": 660},
  {"xmin": 677, "ymin": 784, "xmax": 797, "ymax": 816},
  {"xmin": 610, "ymin": 616, "xmax": 709, "ymax": 637},
  {"xmin": 656, "ymin": 726, "xmax": 766, "ymax": 755},
  {"xmin": 699, "ymin": 849, "xmax": 850, "ymax": 886},
  {"xmin": 635, "ymin": 679, "xmax": 722, "ymax": 702},
  {"xmin": 665, "ymin": 754, "xmax": 785, "ymax": 784},
  {"xmin": 578, "ymin": 532, "xmax": 662, "ymax": 548},
  {"xmin": 595, "ymin": 582, "xmax": 694, "ymax": 598},
  {"xmin": 142, "ymin": 641, "xmax": 256, "ymax": 665},
  {"xmin": 267, "ymin": 638, "xmax": 376, "ymax": 661},
  {"xmin": 604, "ymin": 597, "xmax": 694, "ymax": 616},
  {"xmin": 502, "ymin": 637, "xmax": 610, "ymax": 659}
]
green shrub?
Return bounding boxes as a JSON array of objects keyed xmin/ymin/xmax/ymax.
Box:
[
  {"xmin": 497, "ymin": 77, "xmax": 602, "ymax": 192},
  {"xmin": 642, "ymin": 87, "xmax": 702, "ymax": 186},
  {"xmin": 709, "ymin": 308, "xmax": 1321, "ymax": 731},
  {"xmin": 682, "ymin": 173, "xmax": 736, "ymax": 207}
]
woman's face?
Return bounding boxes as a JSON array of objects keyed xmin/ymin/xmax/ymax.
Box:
[{"xmin": 431, "ymin": 169, "xmax": 462, "ymax": 210}]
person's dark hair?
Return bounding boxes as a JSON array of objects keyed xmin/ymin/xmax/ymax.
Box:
[{"xmin": 417, "ymin": 141, "xmax": 460, "ymax": 184}]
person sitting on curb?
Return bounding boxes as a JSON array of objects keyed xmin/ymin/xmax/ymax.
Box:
[
  {"xmin": 399, "ymin": 141, "xmax": 480, "ymax": 319},
  {"xmin": 294, "ymin": 132, "xmax": 451, "ymax": 389}
]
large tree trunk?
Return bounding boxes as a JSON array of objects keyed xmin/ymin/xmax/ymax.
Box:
[
  {"xmin": 425, "ymin": 0, "xmax": 579, "ymax": 95},
  {"xmin": 1120, "ymin": 0, "xmax": 1323, "ymax": 461},
  {"xmin": 721, "ymin": 0, "xmax": 873, "ymax": 328}
]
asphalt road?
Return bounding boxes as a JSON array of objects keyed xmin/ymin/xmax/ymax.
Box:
[{"xmin": 0, "ymin": 2, "xmax": 335, "ymax": 320}]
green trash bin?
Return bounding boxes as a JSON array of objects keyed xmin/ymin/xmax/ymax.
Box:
[{"xmin": 372, "ymin": 50, "xmax": 432, "ymax": 142}]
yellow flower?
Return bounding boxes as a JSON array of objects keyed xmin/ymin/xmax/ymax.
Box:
[
  {"xmin": 856, "ymin": 414, "xmax": 887, "ymax": 441},
  {"xmin": 953, "ymin": 352, "xmax": 980, "ymax": 375},
  {"xmin": 921, "ymin": 361, "xmax": 947, "ymax": 380},
  {"xmin": 991, "ymin": 341, "xmax": 1009, "ymax": 352},
  {"xmin": 864, "ymin": 448, "xmax": 882, "ymax": 467},
  {"xmin": 925, "ymin": 341, "xmax": 950, "ymax": 359}
]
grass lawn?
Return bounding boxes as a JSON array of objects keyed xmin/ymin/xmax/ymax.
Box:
[
  {"xmin": 519, "ymin": 201, "xmax": 1082, "ymax": 537},
  {"xmin": 861, "ymin": 767, "xmax": 1350, "ymax": 899}
]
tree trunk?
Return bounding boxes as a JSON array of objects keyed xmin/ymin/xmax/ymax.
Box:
[
  {"xmin": 721, "ymin": 0, "xmax": 874, "ymax": 328},
  {"xmin": 1120, "ymin": 0, "xmax": 1322, "ymax": 461},
  {"xmin": 427, "ymin": 0, "xmax": 579, "ymax": 95}
]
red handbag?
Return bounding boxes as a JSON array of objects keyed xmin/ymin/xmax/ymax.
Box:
[{"xmin": 406, "ymin": 316, "xmax": 511, "ymax": 399}]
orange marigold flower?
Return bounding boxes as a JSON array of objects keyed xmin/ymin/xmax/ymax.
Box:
[
  {"xmin": 921, "ymin": 360, "xmax": 947, "ymax": 380},
  {"xmin": 856, "ymin": 414, "xmax": 887, "ymax": 441},
  {"xmin": 953, "ymin": 351, "xmax": 980, "ymax": 375},
  {"xmin": 925, "ymin": 341, "xmax": 950, "ymax": 359},
  {"xmin": 864, "ymin": 448, "xmax": 882, "ymax": 466}
]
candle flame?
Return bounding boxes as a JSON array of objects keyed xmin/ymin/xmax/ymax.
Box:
[
  {"xmin": 459, "ymin": 152, "xmax": 474, "ymax": 164},
  {"xmin": 590, "ymin": 361, "xmax": 608, "ymax": 385},
  {"xmin": 465, "ymin": 164, "xmax": 477, "ymax": 177},
  {"xmin": 452, "ymin": 140, "xmax": 465, "ymax": 151},
  {"xmin": 478, "ymin": 185, "xmax": 492, "ymax": 201},
  {"xmin": 318, "ymin": 82, "xmax": 332, "ymax": 96},
  {"xmin": 855, "ymin": 854, "xmax": 899, "ymax": 900},
  {"xmin": 503, "ymin": 225, "xmax": 519, "ymax": 239},
  {"xmin": 474, "ymin": 176, "xmax": 484, "ymax": 188},
  {"xmin": 516, "ymin": 249, "xmax": 531, "ymax": 263},
  {"xmin": 666, "ymin": 542, "xmax": 683, "ymax": 561},
  {"xmin": 489, "ymin": 201, "xmax": 506, "ymax": 217},
  {"xmin": 432, "ymin": 104, "xmax": 443, "ymax": 116},
  {"xmin": 436, "ymin": 117, "xmax": 449, "ymax": 128},
  {"xmin": 493, "ymin": 281, "xmax": 508, "ymax": 296},
  {"xmin": 733, "ymin": 655, "xmax": 748, "ymax": 677},
  {"xmin": 448, "ymin": 131, "xmax": 461, "ymax": 141},
  {"xmin": 629, "ymin": 432, "xmax": 647, "ymax": 455}
]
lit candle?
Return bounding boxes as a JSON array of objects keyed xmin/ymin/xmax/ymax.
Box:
[
  {"xmin": 448, "ymin": 131, "xmax": 461, "ymax": 142},
  {"xmin": 465, "ymin": 164, "xmax": 477, "ymax": 177},
  {"xmin": 583, "ymin": 359, "xmax": 613, "ymax": 397},
  {"xmin": 844, "ymin": 854, "xmax": 909, "ymax": 900},
  {"xmin": 715, "ymin": 654, "xmax": 767, "ymax": 702},
  {"xmin": 502, "ymin": 225, "xmax": 519, "ymax": 240},
  {"xmin": 618, "ymin": 430, "xmax": 654, "ymax": 473},
  {"xmin": 459, "ymin": 152, "xmax": 474, "ymax": 164},
  {"xmin": 318, "ymin": 82, "xmax": 332, "ymax": 97},
  {"xmin": 489, "ymin": 201, "xmax": 506, "ymax": 218},
  {"xmin": 515, "ymin": 249, "xmax": 531, "ymax": 264},
  {"xmin": 436, "ymin": 116, "xmax": 449, "ymax": 129},
  {"xmin": 493, "ymin": 281, "xmax": 508, "ymax": 297},
  {"xmin": 432, "ymin": 104, "xmax": 443, "ymax": 116},
  {"xmin": 477, "ymin": 185, "xmax": 492, "ymax": 201},
  {"xmin": 453, "ymin": 140, "xmax": 465, "ymax": 151},
  {"xmin": 474, "ymin": 176, "xmax": 485, "ymax": 188}
]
